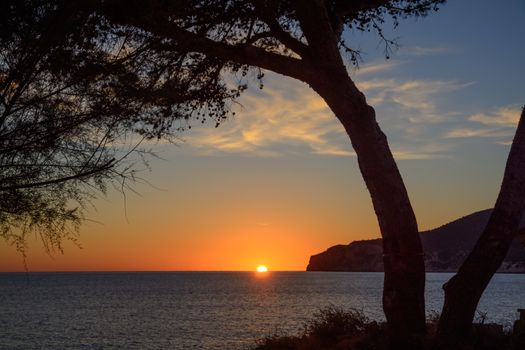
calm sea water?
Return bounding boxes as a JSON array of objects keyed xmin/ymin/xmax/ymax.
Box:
[{"xmin": 1, "ymin": 272, "xmax": 524, "ymax": 349}]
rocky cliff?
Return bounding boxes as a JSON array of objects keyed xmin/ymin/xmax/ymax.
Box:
[{"xmin": 307, "ymin": 209, "xmax": 525, "ymax": 272}]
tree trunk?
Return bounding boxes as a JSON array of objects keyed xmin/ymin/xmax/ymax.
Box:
[
  {"xmin": 437, "ymin": 106, "xmax": 525, "ymax": 346},
  {"xmin": 289, "ymin": 2, "xmax": 426, "ymax": 344},
  {"xmin": 308, "ymin": 68, "xmax": 426, "ymax": 346}
]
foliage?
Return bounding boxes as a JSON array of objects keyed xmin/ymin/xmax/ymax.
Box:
[
  {"xmin": 0, "ymin": 0, "xmax": 446, "ymax": 256},
  {"xmin": 0, "ymin": 0, "xmax": 192, "ymax": 255},
  {"xmin": 305, "ymin": 305, "xmax": 370, "ymax": 344},
  {"xmin": 102, "ymin": 0, "xmax": 445, "ymax": 85},
  {"xmin": 2, "ymin": 1, "xmax": 522, "ymax": 347},
  {"xmin": 253, "ymin": 307, "xmax": 520, "ymax": 350},
  {"xmin": 255, "ymin": 306, "xmax": 386, "ymax": 350},
  {"xmin": 0, "ymin": 0, "xmax": 106, "ymax": 254},
  {"xmin": 94, "ymin": 0, "xmax": 444, "ymax": 342}
]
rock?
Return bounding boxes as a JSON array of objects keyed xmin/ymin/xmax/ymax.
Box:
[{"xmin": 307, "ymin": 209, "xmax": 525, "ymax": 272}]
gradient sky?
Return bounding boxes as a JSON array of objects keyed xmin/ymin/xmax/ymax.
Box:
[{"xmin": 1, "ymin": 0, "xmax": 524, "ymax": 272}]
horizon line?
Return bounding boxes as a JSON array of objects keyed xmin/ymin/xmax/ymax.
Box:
[{"xmin": 0, "ymin": 269, "xmax": 308, "ymax": 273}]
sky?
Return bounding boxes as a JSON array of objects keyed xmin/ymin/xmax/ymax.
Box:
[{"xmin": 1, "ymin": 0, "xmax": 524, "ymax": 272}]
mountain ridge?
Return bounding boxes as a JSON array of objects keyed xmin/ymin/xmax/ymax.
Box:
[{"xmin": 306, "ymin": 209, "xmax": 525, "ymax": 272}]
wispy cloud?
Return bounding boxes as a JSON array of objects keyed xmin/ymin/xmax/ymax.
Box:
[
  {"xmin": 187, "ymin": 76, "xmax": 353, "ymax": 157},
  {"xmin": 468, "ymin": 106, "xmax": 521, "ymax": 126},
  {"xmin": 399, "ymin": 46, "xmax": 451, "ymax": 57},
  {"xmin": 393, "ymin": 151, "xmax": 443, "ymax": 160},
  {"xmin": 357, "ymin": 78, "xmax": 472, "ymax": 124},
  {"xmin": 444, "ymin": 128, "xmax": 512, "ymax": 139},
  {"xmin": 351, "ymin": 60, "xmax": 403, "ymax": 76},
  {"xmin": 184, "ymin": 68, "xmax": 473, "ymax": 160},
  {"xmin": 444, "ymin": 105, "xmax": 522, "ymax": 143},
  {"xmin": 392, "ymin": 142, "xmax": 453, "ymax": 160}
]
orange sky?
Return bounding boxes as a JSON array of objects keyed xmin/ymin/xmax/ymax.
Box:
[
  {"xmin": 0, "ymin": 72, "xmax": 509, "ymax": 271},
  {"xmin": 0, "ymin": 71, "xmax": 510, "ymax": 272},
  {"xmin": 2, "ymin": 1, "xmax": 524, "ymax": 272},
  {"xmin": 0, "ymin": 145, "xmax": 502, "ymax": 272}
]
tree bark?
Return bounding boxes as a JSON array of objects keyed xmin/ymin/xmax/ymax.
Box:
[
  {"xmin": 105, "ymin": 0, "xmax": 427, "ymax": 344},
  {"xmin": 437, "ymin": 106, "xmax": 525, "ymax": 346},
  {"xmin": 291, "ymin": 1, "xmax": 426, "ymax": 346},
  {"xmin": 310, "ymin": 70, "xmax": 426, "ymax": 347}
]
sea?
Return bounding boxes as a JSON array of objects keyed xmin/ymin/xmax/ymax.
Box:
[{"xmin": 1, "ymin": 272, "xmax": 524, "ymax": 349}]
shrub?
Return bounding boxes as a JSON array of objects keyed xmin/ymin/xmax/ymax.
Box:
[
  {"xmin": 253, "ymin": 306, "xmax": 387, "ymax": 350},
  {"xmin": 252, "ymin": 307, "xmax": 519, "ymax": 350}
]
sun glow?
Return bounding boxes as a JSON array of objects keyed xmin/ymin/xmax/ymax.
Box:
[{"xmin": 256, "ymin": 265, "xmax": 268, "ymax": 273}]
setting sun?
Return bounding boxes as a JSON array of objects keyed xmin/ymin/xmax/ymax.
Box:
[{"xmin": 256, "ymin": 265, "xmax": 268, "ymax": 273}]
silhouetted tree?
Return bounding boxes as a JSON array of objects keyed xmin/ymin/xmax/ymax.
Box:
[
  {"xmin": 14, "ymin": 1, "xmax": 525, "ymax": 347},
  {"xmin": 0, "ymin": 1, "xmax": 115, "ymax": 255},
  {"xmin": 96, "ymin": 2, "xmax": 525, "ymax": 346},
  {"xmin": 93, "ymin": 0, "xmax": 448, "ymax": 346},
  {"xmin": 1, "ymin": 0, "xmax": 440, "ymax": 344},
  {"xmin": 437, "ymin": 106, "xmax": 525, "ymax": 346},
  {"xmin": 0, "ymin": 0, "xmax": 226, "ymax": 255}
]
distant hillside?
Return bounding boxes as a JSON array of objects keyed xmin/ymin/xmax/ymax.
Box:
[{"xmin": 307, "ymin": 209, "xmax": 525, "ymax": 273}]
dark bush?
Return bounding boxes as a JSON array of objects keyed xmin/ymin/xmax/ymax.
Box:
[
  {"xmin": 252, "ymin": 307, "xmax": 519, "ymax": 350},
  {"xmin": 253, "ymin": 306, "xmax": 387, "ymax": 350}
]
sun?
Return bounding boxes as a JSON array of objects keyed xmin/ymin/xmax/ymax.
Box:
[{"xmin": 256, "ymin": 265, "xmax": 268, "ymax": 273}]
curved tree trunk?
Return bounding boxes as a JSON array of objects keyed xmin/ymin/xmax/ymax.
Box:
[
  {"xmin": 307, "ymin": 68, "xmax": 426, "ymax": 346},
  {"xmin": 107, "ymin": 0, "xmax": 427, "ymax": 344},
  {"xmin": 290, "ymin": 2, "xmax": 426, "ymax": 345},
  {"xmin": 437, "ymin": 106, "xmax": 525, "ymax": 346}
]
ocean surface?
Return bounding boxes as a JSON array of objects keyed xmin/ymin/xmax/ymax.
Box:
[{"xmin": 1, "ymin": 272, "xmax": 524, "ymax": 349}]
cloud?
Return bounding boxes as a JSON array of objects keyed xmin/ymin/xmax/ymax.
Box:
[
  {"xmin": 351, "ymin": 61, "xmax": 403, "ymax": 76},
  {"xmin": 187, "ymin": 75, "xmax": 354, "ymax": 157},
  {"xmin": 183, "ymin": 69, "xmax": 474, "ymax": 160},
  {"xmin": 444, "ymin": 105, "xmax": 522, "ymax": 143},
  {"xmin": 468, "ymin": 106, "xmax": 521, "ymax": 126},
  {"xmin": 356, "ymin": 78, "xmax": 472, "ymax": 124},
  {"xmin": 347, "ymin": 46, "xmax": 449, "ymax": 77},
  {"xmin": 392, "ymin": 141, "xmax": 453, "ymax": 160},
  {"xmin": 399, "ymin": 46, "xmax": 451, "ymax": 57},
  {"xmin": 393, "ymin": 151, "xmax": 444, "ymax": 160},
  {"xmin": 444, "ymin": 128, "xmax": 512, "ymax": 139},
  {"xmin": 496, "ymin": 141, "xmax": 513, "ymax": 146}
]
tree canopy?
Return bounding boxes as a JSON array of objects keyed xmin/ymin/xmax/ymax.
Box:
[
  {"xmin": 14, "ymin": 1, "xmax": 525, "ymax": 348},
  {"xmin": 101, "ymin": 0, "xmax": 444, "ymax": 100},
  {"xmin": 0, "ymin": 0, "xmax": 450, "ymax": 345},
  {"xmin": 0, "ymin": 0, "xmax": 201, "ymax": 254},
  {"xmin": 1, "ymin": 0, "xmax": 445, "ymax": 254}
]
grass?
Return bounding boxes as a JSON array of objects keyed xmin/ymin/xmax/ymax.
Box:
[{"xmin": 252, "ymin": 306, "xmax": 524, "ymax": 350}]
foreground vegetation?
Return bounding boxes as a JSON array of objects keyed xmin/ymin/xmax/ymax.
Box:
[{"xmin": 252, "ymin": 306, "xmax": 525, "ymax": 350}]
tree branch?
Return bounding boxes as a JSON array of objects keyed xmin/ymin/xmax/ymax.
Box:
[
  {"xmin": 292, "ymin": 0, "xmax": 342, "ymax": 63},
  {"xmin": 265, "ymin": 18, "xmax": 308, "ymax": 57},
  {"xmin": 103, "ymin": 7, "xmax": 308, "ymax": 81},
  {"xmin": 0, "ymin": 159, "xmax": 115, "ymax": 191},
  {"xmin": 250, "ymin": 0, "xmax": 309, "ymax": 57},
  {"xmin": 169, "ymin": 26, "xmax": 307, "ymax": 79},
  {"xmin": 333, "ymin": 0, "xmax": 391, "ymax": 18}
]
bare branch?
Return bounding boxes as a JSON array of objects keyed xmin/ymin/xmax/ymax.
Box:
[{"xmin": 0, "ymin": 159, "xmax": 115, "ymax": 191}]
